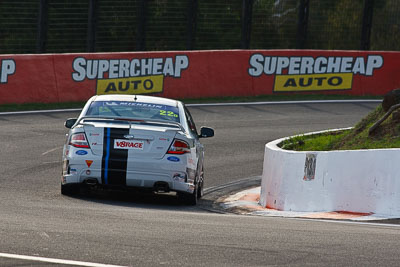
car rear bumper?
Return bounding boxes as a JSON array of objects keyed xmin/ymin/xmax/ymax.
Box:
[{"xmin": 62, "ymin": 152, "xmax": 196, "ymax": 194}]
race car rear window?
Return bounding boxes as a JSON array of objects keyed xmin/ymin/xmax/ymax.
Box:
[{"xmin": 86, "ymin": 101, "xmax": 180, "ymax": 122}]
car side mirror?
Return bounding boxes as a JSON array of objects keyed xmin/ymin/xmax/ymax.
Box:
[
  {"xmin": 65, "ymin": 118, "xmax": 77, "ymax": 128},
  {"xmin": 200, "ymin": 127, "xmax": 214, "ymax": 138}
]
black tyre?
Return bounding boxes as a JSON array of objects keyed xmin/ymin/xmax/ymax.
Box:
[
  {"xmin": 178, "ymin": 185, "xmax": 198, "ymax": 205},
  {"xmin": 178, "ymin": 165, "xmax": 204, "ymax": 205},
  {"xmin": 61, "ymin": 183, "xmax": 80, "ymax": 196}
]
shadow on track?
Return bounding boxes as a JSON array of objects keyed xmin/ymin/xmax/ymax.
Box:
[{"xmin": 61, "ymin": 186, "xmax": 212, "ymax": 212}]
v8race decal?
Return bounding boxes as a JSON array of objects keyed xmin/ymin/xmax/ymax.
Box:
[
  {"xmin": 72, "ymin": 56, "xmax": 189, "ymax": 95},
  {"xmin": 248, "ymin": 54, "xmax": 383, "ymax": 92}
]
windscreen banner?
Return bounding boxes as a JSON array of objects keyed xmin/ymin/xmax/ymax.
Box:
[{"xmin": 0, "ymin": 50, "xmax": 399, "ymax": 104}]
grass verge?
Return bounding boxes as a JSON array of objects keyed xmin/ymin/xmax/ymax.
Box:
[
  {"xmin": 280, "ymin": 104, "xmax": 400, "ymax": 151},
  {"xmin": 0, "ymin": 94, "xmax": 382, "ymax": 112}
]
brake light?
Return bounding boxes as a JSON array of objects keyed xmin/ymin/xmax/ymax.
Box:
[
  {"xmin": 69, "ymin": 133, "xmax": 90, "ymax": 148},
  {"xmin": 167, "ymin": 139, "xmax": 190, "ymax": 154}
]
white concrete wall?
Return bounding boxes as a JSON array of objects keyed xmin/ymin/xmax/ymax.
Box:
[{"xmin": 260, "ymin": 131, "xmax": 400, "ymax": 216}]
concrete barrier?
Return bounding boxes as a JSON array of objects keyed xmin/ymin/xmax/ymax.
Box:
[
  {"xmin": 259, "ymin": 129, "xmax": 400, "ymax": 216},
  {"xmin": 1, "ymin": 50, "xmax": 400, "ymax": 104}
]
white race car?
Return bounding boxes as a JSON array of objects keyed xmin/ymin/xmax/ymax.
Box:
[{"xmin": 61, "ymin": 94, "xmax": 214, "ymax": 205}]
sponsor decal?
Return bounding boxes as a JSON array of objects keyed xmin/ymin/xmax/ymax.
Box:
[
  {"xmin": 97, "ymin": 75, "xmax": 164, "ymax": 95},
  {"xmin": 85, "ymin": 160, "xmax": 93, "ymax": 168},
  {"xmin": 90, "ymin": 133, "xmax": 100, "ymax": 136},
  {"xmin": 0, "ymin": 59, "xmax": 16, "ymax": 84},
  {"xmin": 76, "ymin": 150, "xmax": 88, "ymax": 155},
  {"xmin": 72, "ymin": 56, "xmax": 189, "ymax": 95},
  {"xmin": 248, "ymin": 54, "xmax": 383, "ymax": 92},
  {"xmin": 167, "ymin": 156, "xmax": 180, "ymax": 162},
  {"xmin": 107, "ymin": 101, "xmax": 164, "ymax": 108},
  {"xmin": 303, "ymin": 153, "xmax": 317, "ymax": 181},
  {"xmin": 70, "ymin": 168, "xmax": 77, "ymax": 174},
  {"xmin": 274, "ymin": 73, "xmax": 353, "ymax": 92},
  {"xmin": 173, "ymin": 172, "xmax": 186, "ymax": 182},
  {"xmin": 114, "ymin": 139, "xmax": 144, "ymax": 150}
]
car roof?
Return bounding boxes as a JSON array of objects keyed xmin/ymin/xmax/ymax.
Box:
[{"xmin": 92, "ymin": 94, "xmax": 180, "ymax": 107}]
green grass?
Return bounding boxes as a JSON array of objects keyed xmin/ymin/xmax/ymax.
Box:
[
  {"xmin": 0, "ymin": 94, "xmax": 382, "ymax": 112},
  {"xmin": 280, "ymin": 104, "xmax": 400, "ymax": 151},
  {"xmin": 280, "ymin": 130, "xmax": 350, "ymax": 151}
]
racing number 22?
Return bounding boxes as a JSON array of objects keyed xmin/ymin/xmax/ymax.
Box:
[{"xmin": 159, "ymin": 110, "xmax": 178, "ymax": 117}]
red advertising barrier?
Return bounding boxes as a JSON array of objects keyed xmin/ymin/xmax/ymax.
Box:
[{"xmin": 0, "ymin": 50, "xmax": 399, "ymax": 104}]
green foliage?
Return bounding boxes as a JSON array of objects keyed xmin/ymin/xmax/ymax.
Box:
[
  {"xmin": 96, "ymin": 1, "xmax": 139, "ymax": 52},
  {"xmin": 307, "ymin": 0, "xmax": 363, "ymax": 50},
  {"xmin": 250, "ymin": 0, "xmax": 297, "ymax": 49},
  {"xmin": 145, "ymin": 0, "xmax": 188, "ymax": 51},
  {"xmin": 195, "ymin": 1, "xmax": 242, "ymax": 49},
  {"xmin": 324, "ymin": 0, "xmax": 363, "ymax": 50},
  {"xmin": 0, "ymin": 1, "xmax": 38, "ymax": 54},
  {"xmin": 1, "ymin": 0, "xmax": 400, "ymax": 53},
  {"xmin": 370, "ymin": 0, "xmax": 400, "ymax": 51},
  {"xmin": 46, "ymin": 1, "xmax": 88, "ymax": 52}
]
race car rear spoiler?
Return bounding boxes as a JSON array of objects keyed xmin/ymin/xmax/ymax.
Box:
[{"xmin": 72, "ymin": 116, "xmax": 185, "ymax": 132}]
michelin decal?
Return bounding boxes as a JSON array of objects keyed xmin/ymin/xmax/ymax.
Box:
[
  {"xmin": 72, "ymin": 55, "xmax": 189, "ymax": 95},
  {"xmin": 248, "ymin": 54, "xmax": 383, "ymax": 92}
]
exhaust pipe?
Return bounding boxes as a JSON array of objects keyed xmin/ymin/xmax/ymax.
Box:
[
  {"xmin": 84, "ymin": 178, "xmax": 98, "ymax": 186},
  {"xmin": 153, "ymin": 182, "xmax": 170, "ymax": 193}
]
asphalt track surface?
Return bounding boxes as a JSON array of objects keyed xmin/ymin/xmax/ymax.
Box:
[{"xmin": 2, "ymin": 101, "xmax": 400, "ymax": 266}]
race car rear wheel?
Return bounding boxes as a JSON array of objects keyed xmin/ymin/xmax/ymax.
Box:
[
  {"xmin": 178, "ymin": 165, "xmax": 204, "ymax": 205},
  {"xmin": 178, "ymin": 185, "xmax": 198, "ymax": 205},
  {"xmin": 61, "ymin": 183, "xmax": 80, "ymax": 196}
]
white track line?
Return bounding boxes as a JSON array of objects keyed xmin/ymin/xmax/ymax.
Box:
[
  {"xmin": 187, "ymin": 99, "xmax": 381, "ymax": 107},
  {"xmin": 0, "ymin": 100, "xmax": 381, "ymax": 116},
  {"xmin": 0, "ymin": 253, "xmax": 127, "ymax": 267},
  {"xmin": 42, "ymin": 146, "xmax": 63, "ymax": 156}
]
